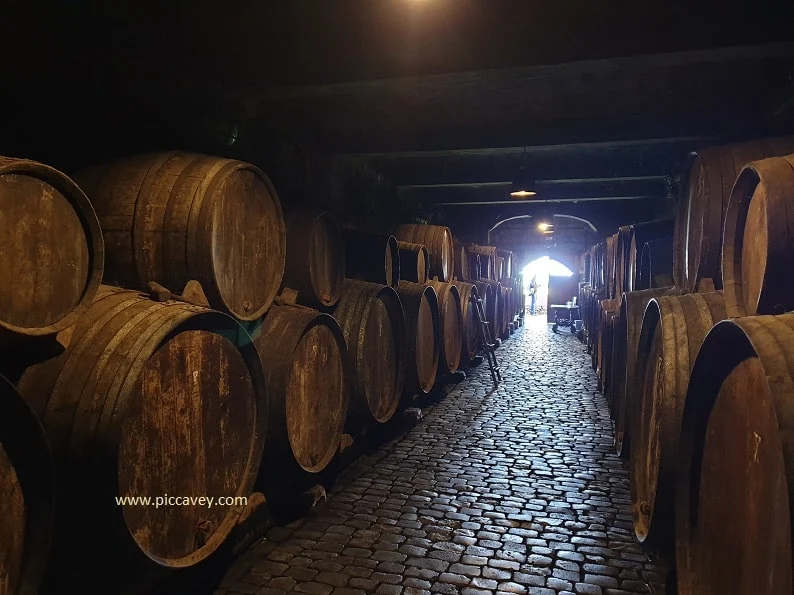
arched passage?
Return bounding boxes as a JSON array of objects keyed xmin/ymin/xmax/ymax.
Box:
[{"xmin": 523, "ymin": 256, "xmax": 576, "ymax": 316}]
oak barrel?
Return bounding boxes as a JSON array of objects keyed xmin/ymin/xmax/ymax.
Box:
[
  {"xmin": 596, "ymin": 299, "xmax": 619, "ymax": 395},
  {"xmin": 723, "ymin": 154, "xmax": 794, "ymax": 317},
  {"xmin": 395, "ymin": 281, "xmax": 441, "ymax": 395},
  {"xmin": 638, "ymin": 237, "xmax": 674, "ymax": 290},
  {"xmin": 680, "ymin": 137, "xmax": 794, "ymax": 292},
  {"xmin": 17, "ymin": 285, "xmax": 267, "ymax": 580},
  {"xmin": 75, "ymin": 152, "xmax": 285, "ymax": 321},
  {"xmin": 282, "ymin": 210, "xmax": 345, "ymax": 308},
  {"xmin": 477, "ymin": 279, "xmax": 502, "ymax": 336},
  {"xmin": 631, "ymin": 291, "xmax": 725, "ymax": 551},
  {"xmin": 452, "ymin": 240, "xmax": 468, "ymax": 281},
  {"xmin": 334, "ymin": 280, "xmax": 405, "ymax": 427},
  {"xmin": 395, "ymin": 224, "xmax": 454, "ymax": 282},
  {"xmin": 0, "ymin": 156, "xmax": 104, "ymax": 337},
  {"xmin": 450, "ymin": 281, "xmax": 479, "ymax": 362},
  {"xmin": 497, "ymin": 250, "xmax": 513, "ymax": 280},
  {"xmin": 467, "ymin": 244, "xmax": 497, "ymax": 281},
  {"xmin": 612, "ymin": 287, "xmax": 678, "ymax": 457},
  {"xmin": 426, "ymin": 280, "xmax": 463, "ymax": 374},
  {"xmin": 342, "ymin": 230, "xmax": 400, "ymax": 288},
  {"xmin": 250, "ymin": 304, "xmax": 348, "ymax": 475},
  {"xmin": 675, "ymin": 315, "xmax": 794, "ymax": 595},
  {"xmin": 397, "ymin": 241, "xmax": 429, "ymax": 284},
  {"xmin": 0, "ymin": 375, "xmax": 54, "ymax": 595},
  {"xmin": 625, "ymin": 220, "xmax": 674, "ymax": 292}
]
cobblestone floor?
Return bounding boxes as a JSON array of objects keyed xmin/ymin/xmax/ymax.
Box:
[{"xmin": 217, "ymin": 316, "xmax": 668, "ymax": 595}]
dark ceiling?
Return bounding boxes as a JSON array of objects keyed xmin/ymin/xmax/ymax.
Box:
[{"xmin": 3, "ymin": 0, "xmax": 794, "ymax": 238}]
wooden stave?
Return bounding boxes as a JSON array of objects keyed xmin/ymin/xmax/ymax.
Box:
[
  {"xmin": 626, "ymin": 220, "xmax": 674, "ymax": 292},
  {"xmin": 249, "ymin": 304, "xmax": 349, "ymax": 476},
  {"xmin": 0, "ymin": 157, "xmax": 105, "ymax": 337},
  {"xmin": 282, "ymin": 210, "xmax": 345, "ymax": 309},
  {"xmin": 333, "ymin": 279, "xmax": 405, "ymax": 428},
  {"xmin": 0, "ymin": 375, "xmax": 55, "ymax": 595},
  {"xmin": 451, "ymin": 281, "xmax": 480, "ymax": 362},
  {"xmin": 675, "ymin": 315, "xmax": 794, "ymax": 595},
  {"xmin": 397, "ymin": 241, "xmax": 429, "ymax": 284},
  {"xmin": 395, "ymin": 224, "xmax": 454, "ymax": 282},
  {"xmin": 16, "ymin": 285, "xmax": 267, "ymax": 576},
  {"xmin": 630, "ymin": 291, "xmax": 726, "ymax": 552},
  {"xmin": 396, "ymin": 281, "xmax": 441, "ymax": 395},
  {"xmin": 426, "ymin": 280, "xmax": 463, "ymax": 374},
  {"xmin": 722, "ymin": 154, "xmax": 794, "ymax": 318},
  {"xmin": 341, "ymin": 230, "xmax": 400, "ymax": 288},
  {"xmin": 682, "ymin": 137, "xmax": 794, "ymax": 293},
  {"xmin": 452, "ymin": 240, "xmax": 469, "ymax": 281},
  {"xmin": 477, "ymin": 279, "xmax": 502, "ymax": 336},
  {"xmin": 75, "ymin": 152, "xmax": 286, "ymax": 321}
]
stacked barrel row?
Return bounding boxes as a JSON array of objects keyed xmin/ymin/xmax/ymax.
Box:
[
  {"xmin": 0, "ymin": 152, "xmax": 486, "ymax": 593},
  {"xmin": 580, "ymin": 137, "xmax": 794, "ymax": 594}
]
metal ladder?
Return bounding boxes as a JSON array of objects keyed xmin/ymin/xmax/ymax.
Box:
[{"xmin": 471, "ymin": 293, "xmax": 502, "ymax": 385}]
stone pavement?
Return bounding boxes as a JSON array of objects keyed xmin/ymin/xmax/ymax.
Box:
[{"xmin": 216, "ymin": 316, "xmax": 668, "ymax": 595}]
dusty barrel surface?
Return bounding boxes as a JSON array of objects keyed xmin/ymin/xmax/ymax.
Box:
[
  {"xmin": 342, "ymin": 230, "xmax": 399, "ymax": 288},
  {"xmin": 680, "ymin": 137, "xmax": 794, "ymax": 292},
  {"xmin": 282, "ymin": 210, "xmax": 344, "ymax": 308},
  {"xmin": 75, "ymin": 152, "xmax": 285, "ymax": 321},
  {"xmin": 397, "ymin": 241, "xmax": 429, "ymax": 284},
  {"xmin": 250, "ymin": 304, "xmax": 348, "ymax": 475},
  {"xmin": 675, "ymin": 315, "xmax": 794, "ymax": 595},
  {"xmin": 612, "ymin": 287, "xmax": 678, "ymax": 457},
  {"xmin": 395, "ymin": 224, "xmax": 454, "ymax": 282},
  {"xmin": 639, "ymin": 237, "xmax": 675, "ymax": 290},
  {"xmin": 631, "ymin": 291, "xmax": 726, "ymax": 551},
  {"xmin": 16, "ymin": 285, "xmax": 266, "ymax": 579},
  {"xmin": 395, "ymin": 281, "xmax": 440, "ymax": 395},
  {"xmin": 427, "ymin": 280, "xmax": 463, "ymax": 374},
  {"xmin": 334, "ymin": 280, "xmax": 405, "ymax": 428},
  {"xmin": 0, "ymin": 156, "xmax": 104, "ymax": 337},
  {"xmin": 0, "ymin": 375, "xmax": 54, "ymax": 595},
  {"xmin": 722, "ymin": 154, "xmax": 794, "ymax": 317},
  {"xmin": 451, "ymin": 281, "xmax": 479, "ymax": 362}
]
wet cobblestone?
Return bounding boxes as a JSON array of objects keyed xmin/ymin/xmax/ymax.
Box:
[{"xmin": 217, "ymin": 318, "xmax": 667, "ymax": 594}]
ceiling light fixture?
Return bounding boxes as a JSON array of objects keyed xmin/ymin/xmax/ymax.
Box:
[
  {"xmin": 510, "ymin": 145, "xmax": 537, "ymax": 199},
  {"xmin": 537, "ymin": 222, "xmax": 552, "ymax": 231}
]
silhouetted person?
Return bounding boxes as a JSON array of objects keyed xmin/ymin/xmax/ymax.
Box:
[{"xmin": 529, "ymin": 274, "xmax": 539, "ymax": 315}]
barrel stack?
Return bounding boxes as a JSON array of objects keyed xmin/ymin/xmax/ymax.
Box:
[{"xmin": 582, "ymin": 138, "xmax": 794, "ymax": 595}]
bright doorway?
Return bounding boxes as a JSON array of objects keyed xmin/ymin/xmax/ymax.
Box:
[{"xmin": 522, "ymin": 256, "xmax": 574, "ymax": 316}]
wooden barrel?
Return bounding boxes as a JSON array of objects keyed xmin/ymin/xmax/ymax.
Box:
[
  {"xmin": 495, "ymin": 256, "xmax": 505, "ymax": 282},
  {"xmin": 0, "ymin": 375, "xmax": 54, "ymax": 595},
  {"xmin": 626, "ymin": 220, "xmax": 674, "ymax": 292},
  {"xmin": 397, "ymin": 241, "xmax": 429, "ymax": 284},
  {"xmin": 675, "ymin": 315, "xmax": 794, "ymax": 595},
  {"xmin": 282, "ymin": 210, "xmax": 344, "ymax": 308},
  {"xmin": 395, "ymin": 224, "xmax": 454, "ymax": 282},
  {"xmin": 334, "ymin": 280, "xmax": 405, "ymax": 428},
  {"xmin": 638, "ymin": 237, "xmax": 675, "ymax": 290},
  {"xmin": 615, "ymin": 226, "xmax": 633, "ymax": 301},
  {"xmin": 723, "ymin": 154, "xmax": 794, "ymax": 317},
  {"xmin": 612, "ymin": 287, "xmax": 678, "ymax": 457},
  {"xmin": 453, "ymin": 240, "xmax": 469, "ymax": 281},
  {"xmin": 75, "ymin": 151, "xmax": 285, "ymax": 321},
  {"xmin": 631, "ymin": 291, "xmax": 726, "ymax": 551},
  {"xmin": 467, "ymin": 244, "xmax": 498, "ymax": 281},
  {"xmin": 17, "ymin": 285, "xmax": 266, "ymax": 579},
  {"xmin": 342, "ymin": 230, "xmax": 399, "ymax": 288},
  {"xmin": 451, "ymin": 281, "xmax": 479, "ymax": 362},
  {"xmin": 681, "ymin": 137, "xmax": 794, "ymax": 292},
  {"xmin": 477, "ymin": 279, "xmax": 502, "ymax": 336},
  {"xmin": 596, "ymin": 299, "xmax": 619, "ymax": 394},
  {"xmin": 0, "ymin": 156, "xmax": 104, "ymax": 337},
  {"xmin": 497, "ymin": 250, "xmax": 513, "ymax": 279},
  {"xmin": 395, "ymin": 281, "xmax": 440, "ymax": 395},
  {"xmin": 427, "ymin": 281, "xmax": 463, "ymax": 374},
  {"xmin": 499, "ymin": 286, "xmax": 511, "ymax": 339},
  {"xmin": 466, "ymin": 251, "xmax": 481, "ymax": 280},
  {"xmin": 250, "ymin": 304, "xmax": 348, "ymax": 475},
  {"xmin": 605, "ymin": 233, "xmax": 619, "ymax": 299}
]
